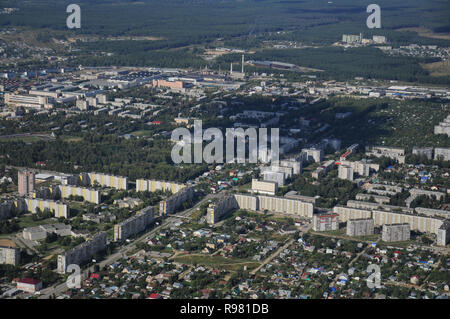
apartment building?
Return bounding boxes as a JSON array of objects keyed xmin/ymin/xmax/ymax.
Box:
[
  {"xmin": 251, "ymin": 179, "xmax": 278, "ymax": 196},
  {"xmin": 279, "ymin": 159, "xmax": 302, "ymax": 175},
  {"xmin": 437, "ymin": 222, "xmax": 450, "ymax": 246},
  {"xmin": 338, "ymin": 165, "xmax": 354, "ymax": 181},
  {"xmin": 302, "ymin": 148, "xmax": 322, "ymax": 163},
  {"xmin": 366, "ymin": 146, "xmax": 405, "ymax": 164},
  {"xmin": 58, "ymin": 185, "xmax": 101, "ymax": 204},
  {"xmin": 412, "ymin": 147, "xmax": 433, "ymax": 160},
  {"xmin": 338, "ymin": 160, "xmax": 379, "ymax": 176},
  {"xmin": 136, "ymin": 179, "xmax": 185, "ymax": 194},
  {"xmin": 19, "ymin": 198, "xmax": 69, "ymax": 218},
  {"xmin": 434, "ymin": 148, "xmax": 450, "ymax": 161},
  {"xmin": 382, "ymin": 223, "xmax": 410, "ymax": 242},
  {"xmin": 57, "ymin": 232, "xmax": 107, "ymax": 274},
  {"xmin": 434, "ymin": 115, "xmax": 450, "ymax": 137},
  {"xmin": 114, "ymin": 206, "xmax": 154, "ymax": 241},
  {"xmin": 85, "ymin": 173, "xmax": 128, "ymax": 190},
  {"xmin": 312, "ymin": 213, "xmax": 339, "ymax": 232},
  {"xmin": 0, "ymin": 245, "xmax": 20, "ymax": 266},
  {"xmin": 232, "ymin": 193, "xmax": 314, "ymax": 218},
  {"xmin": 346, "ymin": 218, "xmax": 374, "ymax": 236},
  {"xmin": 159, "ymin": 187, "xmax": 194, "ymax": 215},
  {"xmin": 206, "ymin": 195, "xmax": 238, "ymax": 225},
  {"xmin": 18, "ymin": 170, "xmax": 35, "ymax": 196},
  {"xmin": 263, "ymin": 171, "xmax": 285, "ymax": 186}
]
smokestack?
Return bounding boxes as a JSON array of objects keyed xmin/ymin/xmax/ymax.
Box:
[
  {"xmin": 230, "ymin": 62, "xmax": 233, "ymax": 75},
  {"xmin": 241, "ymin": 54, "xmax": 244, "ymax": 74}
]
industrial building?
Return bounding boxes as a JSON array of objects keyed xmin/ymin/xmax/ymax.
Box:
[{"xmin": 4, "ymin": 93, "xmax": 52, "ymax": 109}]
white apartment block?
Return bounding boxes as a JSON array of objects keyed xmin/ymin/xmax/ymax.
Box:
[
  {"xmin": 136, "ymin": 179, "xmax": 185, "ymax": 194},
  {"xmin": 251, "ymin": 179, "xmax": 278, "ymax": 196},
  {"xmin": 86, "ymin": 172, "xmax": 128, "ymax": 190},
  {"xmin": 338, "ymin": 165, "xmax": 354, "ymax": 181},
  {"xmin": 434, "ymin": 115, "xmax": 450, "ymax": 136}
]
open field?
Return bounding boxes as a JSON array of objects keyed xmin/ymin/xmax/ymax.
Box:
[
  {"xmin": 396, "ymin": 27, "xmax": 450, "ymax": 41},
  {"xmin": 421, "ymin": 61, "xmax": 450, "ymax": 77}
]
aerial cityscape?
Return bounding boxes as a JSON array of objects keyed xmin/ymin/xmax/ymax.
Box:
[{"xmin": 0, "ymin": 0, "xmax": 449, "ymax": 307}]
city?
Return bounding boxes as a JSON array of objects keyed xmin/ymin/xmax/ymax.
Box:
[{"xmin": 0, "ymin": 0, "xmax": 449, "ymax": 310}]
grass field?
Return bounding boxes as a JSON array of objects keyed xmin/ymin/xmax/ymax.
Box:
[
  {"xmin": 174, "ymin": 254, "xmax": 260, "ymax": 271},
  {"xmin": 421, "ymin": 61, "xmax": 450, "ymax": 77}
]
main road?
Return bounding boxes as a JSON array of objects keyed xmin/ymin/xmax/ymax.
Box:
[{"xmin": 38, "ymin": 191, "xmax": 220, "ymax": 298}]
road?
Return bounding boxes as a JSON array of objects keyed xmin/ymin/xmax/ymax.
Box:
[{"xmin": 38, "ymin": 191, "xmax": 220, "ymax": 299}]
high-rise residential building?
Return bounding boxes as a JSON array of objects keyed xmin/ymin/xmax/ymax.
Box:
[
  {"xmin": 437, "ymin": 222, "xmax": 450, "ymax": 247},
  {"xmin": 136, "ymin": 179, "xmax": 185, "ymax": 194},
  {"xmin": 382, "ymin": 223, "xmax": 410, "ymax": 242},
  {"xmin": 114, "ymin": 206, "xmax": 154, "ymax": 241},
  {"xmin": 312, "ymin": 213, "xmax": 339, "ymax": 232},
  {"xmin": 302, "ymin": 148, "xmax": 322, "ymax": 163},
  {"xmin": 263, "ymin": 171, "xmax": 285, "ymax": 186},
  {"xmin": 251, "ymin": 179, "xmax": 278, "ymax": 195},
  {"xmin": 434, "ymin": 148, "xmax": 450, "ymax": 161},
  {"xmin": 0, "ymin": 245, "xmax": 20, "ymax": 266},
  {"xmin": 57, "ymin": 232, "xmax": 107, "ymax": 274},
  {"xmin": 18, "ymin": 170, "xmax": 35, "ymax": 195},
  {"xmin": 412, "ymin": 147, "xmax": 433, "ymax": 160},
  {"xmin": 347, "ymin": 218, "xmax": 374, "ymax": 236},
  {"xmin": 159, "ymin": 187, "xmax": 194, "ymax": 215},
  {"xmin": 338, "ymin": 165, "xmax": 354, "ymax": 181},
  {"xmin": 206, "ymin": 195, "xmax": 238, "ymax": 225}
]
